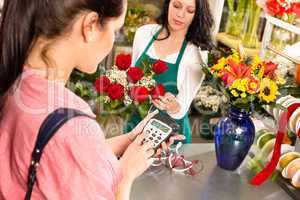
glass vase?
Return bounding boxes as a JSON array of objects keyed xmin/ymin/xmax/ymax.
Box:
[
  {"xmin": 242, "ymin": 0, "xmax": 261, "ymax": 48},
  {"xmin": 214, "ymin": 106, "xmax": 255, "ymax": 171},
  {"xmin": 225, "ymin": 0, "xmax": 247, "ymax": 38}
]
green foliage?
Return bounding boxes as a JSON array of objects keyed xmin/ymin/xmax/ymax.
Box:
[{"xmin": 123, "ymin": 6, "xmax": 151, "ymax": 45}]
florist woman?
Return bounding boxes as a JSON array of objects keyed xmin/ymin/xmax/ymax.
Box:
[{"xmin": 126, "ymin": 0, "xmax": 214, "ymax": 143}]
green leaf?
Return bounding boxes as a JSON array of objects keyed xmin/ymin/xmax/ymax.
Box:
[
  {"xmin": 75, "ymin": 82, "xmax": 84, "ymax": 92},
  {"xmin": 247, "ymin": 95, "xmax": 256, "ymax": 102},
  {"xmin": 96, "ymin": 95, "xmax": 107, "ymax": 104},
  {"xmin": 110, "ymin": 100, "xmax": 121, "ymax": 109},
  {"xmin": 98, "ymin": 66, "xmax": 106, "ymax": 75},
  {"xmin": 270, "ymin": 171, "xmax": 280, "ymax": 182},
  {"xmin": 137, "ymin": 102, "xmax": 151, "ymax": 118},
  {"xmin": 272, "ymin": 103, "xmax": 288, "ymax": 112},
  {"xmin": 232, "ymin": 98, "xmax": 251, "ymax": 111}
]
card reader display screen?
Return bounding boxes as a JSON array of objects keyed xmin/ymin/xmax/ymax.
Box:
[{"xmin": 151, "ymin": 120, "xmax": 170, "ymax": 132}]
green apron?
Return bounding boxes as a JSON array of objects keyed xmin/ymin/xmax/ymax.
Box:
[{"xmin": 125, "ymin": 29, "xmax": 192, "ymax": 143}]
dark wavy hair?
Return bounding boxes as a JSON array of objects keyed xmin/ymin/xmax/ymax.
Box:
[
  {"xmin": 157, "ymin": 0, "xmax": 214, "ymax": 50},
  {"xmin": 0, "ymin": 0, "xmax": 124, "ymax": 114}
]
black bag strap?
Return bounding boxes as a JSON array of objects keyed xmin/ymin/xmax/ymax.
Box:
[{"xmin": 25, "ymin": 108, "xmax": 94, "ymax": 200}]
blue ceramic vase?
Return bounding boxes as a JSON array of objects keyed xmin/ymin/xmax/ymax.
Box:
[{"xmin": 214, "ymin": 106, "xmax": 255, "ymax": 171}]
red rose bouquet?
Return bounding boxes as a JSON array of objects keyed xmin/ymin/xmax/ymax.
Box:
[{"xmin": 94, "ymin": 53, "xmax": 167, "ymax": 119}]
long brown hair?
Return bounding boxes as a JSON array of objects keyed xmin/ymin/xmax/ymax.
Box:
[
  {"xmin": 157, "ymin": 0, "xmax": 214, "ymax": 50},
  {"xmin": 0, "ymin": 0, "xmax": 125, "ymax": 114}
]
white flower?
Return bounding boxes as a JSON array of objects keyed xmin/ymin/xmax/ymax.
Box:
[
  {"xmin": 104, "ymin": 96, "xmax": 111, "ymax": 104},
  {"xmin": 124, "ymin": 94, "xmax": 133, "ymax": 106},
  {"xmin": 194, "ymin": 85, "xmax": 227, "ymax": 112},
  {"xmin": 107, "ymin": 66, "xmax": 128, "ymax": 86},
  {"xmin": 137, "ymin": 76, "xmax": 156, "ymax": 89}
]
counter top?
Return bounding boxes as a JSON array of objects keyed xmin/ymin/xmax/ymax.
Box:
[{"xmin": 131, "ymin": 144, "xmax": 292, "ymax": 200}]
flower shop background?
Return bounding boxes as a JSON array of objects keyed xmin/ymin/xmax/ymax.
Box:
[
  {"xmin": 65, "ymin": 0, "xmax": 300, "ymax": 141},
  {"xmin": 2, "ymin": 1, "xmax": 297, "ymax": 142},
  {"xmin": 1, "ymin": 1, "xmax": 299, "ymax": 195}
]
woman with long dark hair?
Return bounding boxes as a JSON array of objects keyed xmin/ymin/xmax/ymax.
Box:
[
  {"xmin": 0, "ymin": 0, "xmax": 183, "ymax": 199},
  {"xmin": 126, "ymin": 0, "xmax": 214, "ymax": 143}
]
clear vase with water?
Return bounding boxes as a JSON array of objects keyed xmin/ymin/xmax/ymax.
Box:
[
  {"xmin": 242, "ymin": 0, "xmax": 261, "ymax": 48},
  {"xmin": 225, "ymin": 0, "xmax": 247, "ymax": 38}
]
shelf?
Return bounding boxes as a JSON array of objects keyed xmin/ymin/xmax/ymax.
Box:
[
  {"xmin": 260, "ymin": 15, "xmax": 300, "ymax": 58},
  {"xmin": 265, "ymin": 14, "xmax": 300, "ymax": 35},
  {"xmin": 216, "ymin": 32, "xmax": 261, "ymax": 57}
]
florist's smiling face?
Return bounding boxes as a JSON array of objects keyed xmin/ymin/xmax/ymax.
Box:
[{"xmin": 168, "ymin": 0, "xmax": 196, "ymax": 32}]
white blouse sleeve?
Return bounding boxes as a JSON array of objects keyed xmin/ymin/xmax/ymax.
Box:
[
  {"xmin": 131, "ymin": 27, "xmax": 142, "ymax": 66},
  {"xmin": 131, "ymin": 24, "xmax": 159, "ymax": 66},
  {"xmin": 169, "ymin": 46, "xmax": 207, "ymax": 119}
]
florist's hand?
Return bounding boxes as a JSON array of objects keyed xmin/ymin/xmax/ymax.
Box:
[
  {"xmin": 128, "ymin": 109, "xmax": 159, "ymax": 141},
  {"xmin": 152, "ymin": 92, "xmax": 181, "ymax": 114},
  {"xmin": 120, "ymin": 134, "xmax": 155, "ymax": 181},
  {"xmin": 156, "ymin": 134, "xmax": 186, "ymax": 156}
]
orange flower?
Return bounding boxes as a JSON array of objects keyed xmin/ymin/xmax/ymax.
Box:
[
  {"xmin": 247, "ymin": 78, "xmax": 260, "ymax": 94},
  {"xmin": 222, "ymin": 59, "xmax": 252, "ymax": 86}
]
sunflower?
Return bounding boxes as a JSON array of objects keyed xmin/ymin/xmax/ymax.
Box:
[{"xmin": 258, "ymin": 78, "xmax": 279, "ymax": 103}]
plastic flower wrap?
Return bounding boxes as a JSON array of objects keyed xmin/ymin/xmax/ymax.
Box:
[
  {"xmin": 203, "ymin": 49, "xmax": 285, "ymax": 112},
  {"xmin": 94, "ymin": 53, "xmax": 167, "ymax": 120}
]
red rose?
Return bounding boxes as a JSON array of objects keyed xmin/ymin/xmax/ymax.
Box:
[
  {"xmin": 292, "ymin": 2, "xmax": 300, "ymax": 17},
  {"xmin": 152, "ymin": 60, "xmax": 168, "ymax": 75},
  {"xmin": 107, "ymin": 83, "xmax": 124, "ymax": 100},
  {"xmin": 94, "ymin": 75, "xmax": 111, "ymax": 93},
  {"xmin": 115, "ymin": 54, "xmax": 132, "ymax": 70},
  {"xmin": 151, "ymin": 84, "xmax": 166, "ymax": 99},
  {"xmin": 129, "ymin": 86, "xmax": 149, "ymax": 103},
  {"xmin": 127, "ymin": 67, "xmax": 144, "ymax": 83}
]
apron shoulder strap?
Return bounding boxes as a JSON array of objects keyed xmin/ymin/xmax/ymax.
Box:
[
  {"xmin": 175, "ymin": 39, "xmax": 188, "ymax": 66},
  {"xmin": 142, "ymin": 28, "xmax": 162, "ymax": 57},
  {"xmin": 134, "ymin": 27, "xmax": 162, "ymax": 66}
]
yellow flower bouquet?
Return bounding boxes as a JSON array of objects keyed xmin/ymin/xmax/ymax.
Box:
[{"xmin": 204, "ymin": 50, "xmax": 286, "ymax": 112}]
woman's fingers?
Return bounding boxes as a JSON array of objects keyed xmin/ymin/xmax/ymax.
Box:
[
  {"xmin": 159, "ymin": 98, "xmax": 170, "ymax": 105},
  {"xmin": 161, "ymin": 142, "xmax": 168, "ymax": 151},
  {"xmin": 152, "ymin": 99, "xmax": 166, "ymax": 110},
  {"xmin": 147, "ymin": 158, "xmax": 155, "ymax": 166},
  {"xmin": 155, "ymin": 93, "xmax": 179, "ymax": 114},
  {"xmin": 135, "ymin": 133, "xmax": 147, "ymax": 144},
  {"xmin": 146, "ymin": 148, "xmax": 155, "ymax": 158},
  {"xmin": 155, "ymin": 148, "xmax": 162, "ymax": 156},
  {"xmin": 167, "ymin": 135, "xmax": 185, "ymax": 145},
  {"xmin": 138, "ymin": 109, "xmax": 159, "ymax": 129},
  {"xmin": 165, "ymin": 92, "xmax": 175, "ymax": 98},
  {"xmin": 142, "ymin": 141, "xmax": 153, "ymax": 151},
  {"xmin": 166, "ymin": 137, "xmax": 174, "ymax": 147},
  {"xmin": 146, "ymin": 109, "xmax": 159, "ymax": 119},
  {"xmin": 159, "ymin": 93, "xmax": 176, "ymax": 104},
  {"xmin": 171, "ymin": 134, "xmax": 186, "ymax": 141}
]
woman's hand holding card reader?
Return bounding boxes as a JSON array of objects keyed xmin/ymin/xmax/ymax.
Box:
[{"xmin": 142, "ymin": 112, "xmax": 180, "ymax": 150}]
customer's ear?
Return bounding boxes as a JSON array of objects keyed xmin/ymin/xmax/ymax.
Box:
[{"xmin": 81, "ymin": 12, "xmax": 100, "ymax": 43}]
